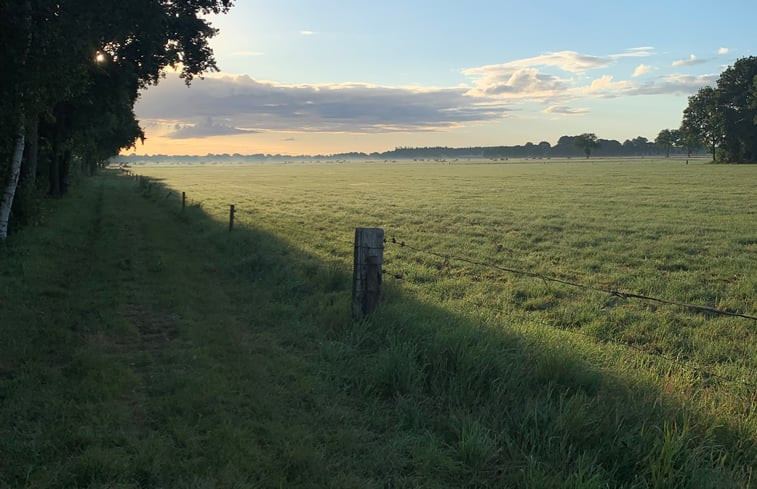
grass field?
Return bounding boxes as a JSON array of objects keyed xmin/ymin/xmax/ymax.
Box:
[{"xmin": 1, "ymin": 158, "xmax": 755, "ymax": 487}]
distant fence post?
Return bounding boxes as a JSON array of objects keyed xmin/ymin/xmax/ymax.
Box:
[
  {"xmin": 182, "ymin": 191, "xmax": 186, "ymax": 210},
  {"xmin": 352, "ymin": 228, "xmax": 384, "ymax": 320},
  {"xmin": 229, "ymin": 204, "xmax": 235, "ymax": 232}
]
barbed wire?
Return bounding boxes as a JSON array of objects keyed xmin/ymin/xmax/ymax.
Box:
[
  {"xmin": 391, "ymin": 263, "xmax": 757, "ymax": 391},
  {"xmin": 385, "ymin": 237, "xmax": 757, "ymax": 322},
  {"xmin": 126, "ymin": 176, "xmax": 755, "ymax": 390}
]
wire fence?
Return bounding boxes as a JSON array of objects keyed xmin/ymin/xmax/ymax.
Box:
[
  {"xmin": 127, "ymin": 171, "xmax": 757, "ymax": 391},
  {"xmin": 380, "ymin": 236, "xmax": 757, "ymax": 390},
  {"xmin": 384, "ymin": 237, "xmax": 757, "ymax": 322}
]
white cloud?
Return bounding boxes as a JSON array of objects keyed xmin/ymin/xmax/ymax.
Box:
[
  {"xmin": 543, "ymin": 105, "xmax": 589, "ymax": 115},
  {"xmin": 466, "ymin": 51, "xmax": 612, "ymax": 75},
  {"xmin": 464, "ymin": 67, "xmax": 569, "ymax": 100},
  {"xmin": 611, "ymin": 47, "xmax": 656, "ymax": 58},
  {"xmin": 628, "ymin": 73, "xmax": 718, "ymax": 95},
  {"xmin": 136, "ymin": 73, "xmax": 510, "ymax": 134},
  {"xmin": 168, "ymin": 117, "xmax": 258, "ymax": 139},
  {"xmin": 135, "ymin": 46, "xmax": 721, "ymax": 138},
  {"xmin": 463, "ymin": 50, "xmax": 656, "ymax": 101},
  {"xmin": 672, "ymin": 54, "xmax": 706, "ymax": 67},
  {"xmin": 632, "ymin": 64, "xmax": 652, "ymax": 77},
  {"xmin": 718, "ymin": 47, "xmax": 729, "ymax": 55},
  {"xmin": 579, "ymin": 75, "xmax": 632, "ymax": 97}
]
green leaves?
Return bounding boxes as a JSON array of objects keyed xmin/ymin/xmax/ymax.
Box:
[
  {"xmin": 682, "ymin": 56, "xmax": 757, "ymax": 162},
  {"xmin": 574, "ymin": 133, "xmax": 600, "ymax": 159}
]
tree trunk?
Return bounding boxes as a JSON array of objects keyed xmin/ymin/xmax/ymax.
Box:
[
  {"xmin": 21, "ymin": 113, "xmax": 38, "ymax": 184},
  {"xmin": 0, "ymin": 0, "xmax": 32, "ymax": 239},
  {"xmin": 60, "ymin": 148, "xmax": 71, "ymax": 194},
  {"xmin": 0, "ymin": 113, "xmax": 27, "ymax": 239},
  {"xmin": 49, "ymin": 144, "xmax": 61, "ymax": 197}
]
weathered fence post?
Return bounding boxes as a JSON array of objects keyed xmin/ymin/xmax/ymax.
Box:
[
  {"xmin": 352, "ymin": 227, "xmax": 384, "ymax": 320},
  {"xmin": 182, "ymin": 191, "xmax": 186, "ymax": 210},
  {"xmin": 229, "ymin": 204, "xmax": 235, "ymax": 232}
]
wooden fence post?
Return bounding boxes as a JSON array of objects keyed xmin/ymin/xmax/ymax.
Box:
[
  {"xmin": 182, "ymin": 191, "xmax": 186, "ymax": 210},
  {"xmin": 229, "ymin": 204, "xmax": 235, "ymax": 232},
  {"xmin": 352, "ymin": 228, "xmax": 384, "ymax": 320}
]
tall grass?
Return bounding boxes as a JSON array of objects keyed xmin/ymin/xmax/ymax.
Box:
[{"xmin": 1, "ymin": 161, "xmax": 755, "ymax": 487}]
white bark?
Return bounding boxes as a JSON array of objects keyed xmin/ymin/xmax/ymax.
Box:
[
  {"xmin": 0, "ymin": 1, "xmax": 32, "ymax": 240},
  {"xmin": 0, "ymin": 113, "xmax": 26, "ymax": 240}
]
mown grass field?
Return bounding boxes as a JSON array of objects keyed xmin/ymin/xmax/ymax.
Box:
[{"xmin": 1, "ymin": 158, "xmax": 755, "ymax": 487}]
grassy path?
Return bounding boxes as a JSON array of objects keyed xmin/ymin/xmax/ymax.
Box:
[
  {"xmin": 1, "ymin": 172, "xmax": 755, "ymax": 488},
  {"xmin": 0, "ymin": 173, "xmax": 377, "ymax": 487}
]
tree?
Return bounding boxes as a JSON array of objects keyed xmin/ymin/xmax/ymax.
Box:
[
  {"xmin": 681, "ymin": 86, "xmax": 724, "ymax": 161},
  {"xmin": 0, "ymin": 1, "xmax": 32, "ymax": 240},
  {"xmin": 574, "ymin": 133, "xmax": 599, "ymax": 158},
  {"xmin": 0, "ymin": 0, "xmax": 235, "ymax": 239},
  {"xmin": 678, "ymin": 124, "xmax": 702, "ymax": 157},
  {"xmin": 681, "ymin": 57, "xmax": 757, "ymax": 163},
  {"xmin": 716, "ymin": 57, "xmax": 757, "ymax": 162},
  {"xmin": 655, "ymin": 129, "xmax": 676, "ymax": 157}
]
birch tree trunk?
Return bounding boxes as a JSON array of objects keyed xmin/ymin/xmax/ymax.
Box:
[
  {"xmin": 0, "ymin": 0, "xmax": 32, "ymax": 240},
  {"xmin": 0, "ymin": 114, "xmax": 26, "ymax": 239}
]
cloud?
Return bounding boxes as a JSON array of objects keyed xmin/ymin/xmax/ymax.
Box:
[
  {"xmin": 136, "ymin": 47, "xmax": 720, "ymax": 139},
  {"xmin": 464, "ymin": 67, "xmax": 569, "ymax": 100},
  {"xmin": 627, "ymin": 73, "xmax": 718, "ymax": 95},
  {"xmin": 543, "ymin": 105, "xmax": 589, "ymax": 115},
  {"xmin": 632, "ymin": 64, "xmax": 652, "ymax": 77},
  {"xmin": 463, "ymin": 50, "xmax": 647, "ymax": 101},
  {"xmin": 136, "ymin": 73, "xmax": 510, "ymax": 134},
  {"xmin": 672, "ymin": 54, "xmax": 706, "ymax": 67},
  {"xmin": 300, "ymin": 30, "xmax": 315, "ymax": 36},
  {"xmin": 718, "ymin": 47, "xmax": 729, "ymax": 55},
  {"xmin": 611, "ymin": 47, "xmax": 656, "ymax": 58},
  {"xmin": 466, "ymin": 51, "xmax": 612, "ymax": 76},
  {"xmin": 166, "ymin": 117, "xmax": 258, "ymax": 139}
]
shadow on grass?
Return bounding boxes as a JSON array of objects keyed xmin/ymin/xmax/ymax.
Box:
[{"xmin": 1, "ymin": 170, "xmax": 753, "ymax": 489}]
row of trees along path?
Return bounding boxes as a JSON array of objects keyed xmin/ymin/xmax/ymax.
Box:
[{"xmin": 0, "ymin": 0, "xmax": 234, "ymax": 240}]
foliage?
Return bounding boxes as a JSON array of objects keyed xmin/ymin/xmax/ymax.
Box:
[
  {"xmin": 574, "ymin": 133, "xmax": 600, "ymax": 158},
  {"xmin": 681, "ymin": 57, "xmax": 757, "ymax": 163},
  {"xmin": 655, "ymin": 129, "xmax": 680, "ymax": 157},
  {"xmin": 0, "ymin": 0, "xmax": 234, "ymax": 237},
  {"xmin": 716, "ymin": 57, "xmax": 757, "ymax": 162}
]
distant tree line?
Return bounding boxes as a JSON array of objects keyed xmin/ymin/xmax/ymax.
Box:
[
  {"xmin": 118, "ymin": 133, "xmax": 703, "ymax": 165},
  {"xmin": 0, "ymin": 0, "xmax": 234, "ymax": 239}
]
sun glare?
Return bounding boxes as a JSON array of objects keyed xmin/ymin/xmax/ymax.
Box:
[{"xmin": 95, "ymin": 52, "xmax": 106, "ymax": 63}]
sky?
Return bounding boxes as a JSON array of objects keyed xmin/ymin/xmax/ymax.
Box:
[{"xmin": 130, "ymin": 0, "xmax": 757, "ymax": 156}]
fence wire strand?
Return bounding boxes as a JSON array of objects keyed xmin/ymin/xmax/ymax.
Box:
[
  {"xmin": 131, "ymin": 178, "xmax": 755, "ymax": 390},
  {"xmin": 388, "ymin": 249, "xmax": 757, "ymax": 391},
  {"xmin": 385, "ymin": 236, "xmax": 757, "ymax": 322}
]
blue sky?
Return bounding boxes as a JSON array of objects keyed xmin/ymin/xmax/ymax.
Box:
[{"xmin": 132, "ymin": 0, "xmax": 757, "ymax": 155}]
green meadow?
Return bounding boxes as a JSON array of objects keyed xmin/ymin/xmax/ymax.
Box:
[{"xmin": 1, "ymin": 158, "xmax": 755, "ymax": 487}]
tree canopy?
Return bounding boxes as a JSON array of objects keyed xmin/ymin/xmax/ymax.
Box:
[
  {"xmin": 681, "ymin": 57, "xmax": 757, "ymax": 163},
  {"xmin": 0, "ymin": 0, "xmax": 234, "ymax": 238},
  {"xmin": 574, "ymin": 133, "xmax": 600, "ymax": 159}
]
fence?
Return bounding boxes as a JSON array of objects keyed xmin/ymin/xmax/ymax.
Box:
[{"xmin": 125, "ymin": 170, "xmax": 757, "ymax": 391}]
